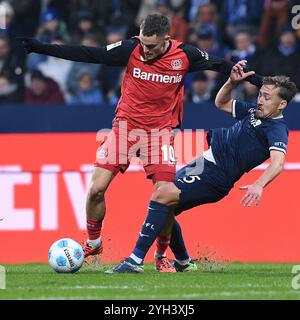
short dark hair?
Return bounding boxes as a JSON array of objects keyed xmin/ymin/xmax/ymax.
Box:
[
  {"xmin": 140, "ymin": 14, "xmax": 170, "ymax": 37},
  {"xmin": 262, "ymin": 76, "xmax": 298, "ymax": 103}
]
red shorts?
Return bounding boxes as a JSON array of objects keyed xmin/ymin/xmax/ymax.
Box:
[{"xmin": 94, "ymin": 121, "xmax": 176, "ymax": 182}]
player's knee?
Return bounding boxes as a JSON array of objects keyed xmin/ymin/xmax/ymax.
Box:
[
  {"xmin": 152, "ymin": 189, "xmax": 167, "ymax": 204},
  {"xmin": 151, "ymin": 185, "xmax": 178, "ymax": 207},
  {"xmin": 88, "ymin": 185, "xmax": 105, "ymax": 203}
]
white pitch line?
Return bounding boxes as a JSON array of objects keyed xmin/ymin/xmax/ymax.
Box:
[
  {"xmin": 14, "ymin": 285, "xmax": 146, "ymax": 291},
  {"xmin": 17, "ymin": 289, "xmax": 300, "ymax": 300},
  {"xmin": 59, "ymin": 285, "xmax": 131, "ymax": 290},
  {"xmin": 21, "ymin": 283, "xmax": 290, "ymax": 292}
]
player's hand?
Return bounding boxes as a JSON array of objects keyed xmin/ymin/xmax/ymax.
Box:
[
  {"xmin": 16, "ymin": 37, "xmax": 42, "ymax": 54},
  {"xmin": 230, "ymin": 60, "xmax": 255, "ymax": 84},
  {"xmin": 239, "ymin": 182, "xmax": 263, "ymax": 207}
]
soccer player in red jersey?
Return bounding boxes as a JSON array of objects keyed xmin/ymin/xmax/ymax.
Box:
[{"xmin": 18, "ymin": 14, "xmax": 262, "ymax": 272}]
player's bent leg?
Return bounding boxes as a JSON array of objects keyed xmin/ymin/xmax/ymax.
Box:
[
  {"xmin": 106, "ymin": 200, "xmax": 170, "ymax": 274},
  {"xmin": 106, "ymin": 184, "xmax": 179, "ymax": 274},
  {"xmin": 152, "ymin": 178, "xmax": 202, "ymax": 273},
  {"xmin": 167, "ymin": 158, "xmax": 230, "ymax": 272},
  {"xmin": 84, "ymin": 167, "xmax": 116, "ymax": 261},
  {"xmin": 86, "ymin": 167, "xmax": 116, "ymax": 220},
  {"xmin": 105, "ymin": 180, "xmax": 181, "ymax": 274},
  {"xmin": 151, "ymin": 182, "xmax": 180, "ymax": 272}
]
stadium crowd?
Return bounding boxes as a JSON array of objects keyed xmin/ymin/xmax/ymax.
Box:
[{"xmin": 0, "ymin": 0, "xmax": 299, "ymax": 106}]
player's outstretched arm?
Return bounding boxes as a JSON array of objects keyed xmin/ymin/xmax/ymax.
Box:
[
  {"xmin": 239, "ymin": 150, "xmax": 285, "ymax": 207},
  {"xmin": 16, "ymin": 37, "xmax": 137, "ymax": 66},
  {"xmin": 215, "ymin": 60, "xmax": 255, "ymax": 113},
  {"xmin": 206, "ymin": 55, "xmax": 262, "ymax": 88},
  {"xmin": 183, "ymin": 44, "xmax": 263, "ymax": 88}
]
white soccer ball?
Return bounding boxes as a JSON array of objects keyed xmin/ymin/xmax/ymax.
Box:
[{"xmin": 48, "ymin": 238, "xmax": 84, "ymax": 273}]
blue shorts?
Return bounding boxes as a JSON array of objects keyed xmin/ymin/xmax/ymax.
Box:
[{"xmin": 174, "ymin": 157, "xmax": 232, "ymax": 215}]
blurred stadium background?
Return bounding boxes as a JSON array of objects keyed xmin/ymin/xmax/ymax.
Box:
[{"xmin": 0, "ymin": 0, "xmax": 300, "ymax": 265}]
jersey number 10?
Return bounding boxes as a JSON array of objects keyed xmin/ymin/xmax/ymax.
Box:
[{"xmin": 161, "ymin": 145, "xmax": 176, "ymax": 164}]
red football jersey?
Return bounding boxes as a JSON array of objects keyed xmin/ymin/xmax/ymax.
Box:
[{"xmin": 115, "ymin": 39, "xmax": 189, "ymax": 130}]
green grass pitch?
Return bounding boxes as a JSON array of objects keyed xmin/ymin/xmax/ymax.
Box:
[{"xmin": 0, "ymin": 262, "xmax": 300, "ymax": 300}]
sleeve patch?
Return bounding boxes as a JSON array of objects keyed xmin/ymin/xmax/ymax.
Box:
[
  {"xmin": 106, "ymin": 41, "xmax": 122, "ymax": 51},
  {"xmin": 273, "ymin": 142, "xmax": 287, "ymax": 149},
  {"xmin": 196, "ymin": 48, "xmax": 209, "ymax": 60}
]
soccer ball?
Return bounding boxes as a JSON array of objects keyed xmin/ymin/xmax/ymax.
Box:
[{"xmin": 48, "ymin": 238, "xmax": 84, "ymax": 273}]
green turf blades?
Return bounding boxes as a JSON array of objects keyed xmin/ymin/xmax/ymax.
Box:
[{"xmin": 0, "ymin": 263, "xmax": 300, "ymax": 300}]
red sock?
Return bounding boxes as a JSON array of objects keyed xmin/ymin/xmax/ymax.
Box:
[
  {"xmin": 86, "ymin": 218, "xmax": 102, "ymax": 240},
  {"xmin": 156, "ymin": 234, "xmax": 171, "ymax": 256}
]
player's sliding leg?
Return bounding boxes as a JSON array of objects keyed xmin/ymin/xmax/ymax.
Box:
[
  {"xmin": 106, "ymin": 182, "xmax": 180, "ymax": 273},
  {"xmin": 106, "ymin": 200, "xmax": 171, "ymax": 273},
  {"xmin": 154, "ymin": 212, "xmax": 176, "ymax": 272},
  {"xmin": 83, "ymin": 167, "xmax": 116, "ymax": 262},
  {"xmin": 170, "ymin": 220, "xmax": 197, "ymax": 272}
]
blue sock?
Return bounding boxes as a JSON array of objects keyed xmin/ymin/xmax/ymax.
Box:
[
  {"xmin": 169, "ymin": 219, "xmax": 190, "ymax": 261},
  {"xmin": 131, "ymin": 201, "xmax": 170, "ymax": 262}
]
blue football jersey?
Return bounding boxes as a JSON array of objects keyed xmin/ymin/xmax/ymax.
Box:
[{"xmin": 207, "ymin": 100, "xmax": 288, "ymax": 186}]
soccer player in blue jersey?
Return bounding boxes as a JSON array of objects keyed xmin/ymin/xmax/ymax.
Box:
[{"xmin": 107, "ymin": 60, "xmax": 298, "ymax": 273}]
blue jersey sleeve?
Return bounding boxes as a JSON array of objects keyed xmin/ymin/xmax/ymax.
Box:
[
  {"xmin": 232, "ymin": 100, "xmax": 257, "ymax": 120},
  {"xmin": 266, "ymin": 123, "xmax": 288, "ymax": 155}
]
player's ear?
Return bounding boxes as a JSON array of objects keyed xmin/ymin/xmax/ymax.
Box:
[
  {"xmin": 164, "ymin": 34, "xmax": 171, "ymax": 41},
  {"xmin": 278, "ymin": 100, "xmax": 287, "ymax": 111}
]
